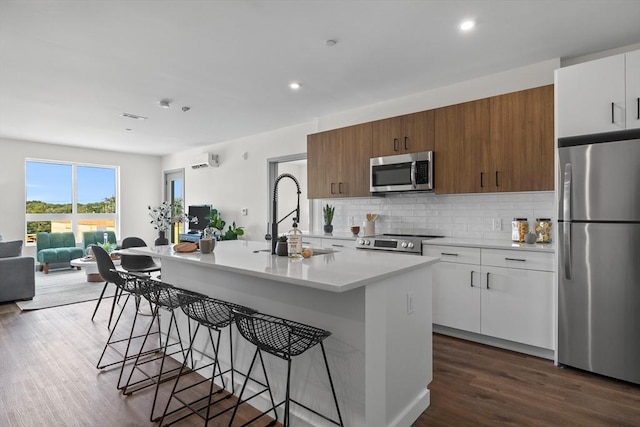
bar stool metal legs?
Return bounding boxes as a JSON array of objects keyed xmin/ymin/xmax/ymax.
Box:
[
  {"xmin": 229, "ymin": 311, "xmax": 344, "ymax": 427},
  {"xmin": 120, "ymin": 279, "xmax": 194, "ymax": 422},
  {"xmin": 95, "ymin": 270, "xmax": 162, "ymax": 385},
  {"xmin": 159, "ymin": 293, "xmax": 256, "ymax": 426}
]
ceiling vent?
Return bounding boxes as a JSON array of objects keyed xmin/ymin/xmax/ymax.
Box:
[{"xmin": 191, "ymin": 153, "xmax": 219, "ymax": 170}]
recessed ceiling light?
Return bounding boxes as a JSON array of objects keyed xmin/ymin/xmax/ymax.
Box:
[
  {"xmin": 459, "ymin": 19, "xmax": 475, "ymax": 31},
  {"xmin": 158, "ymin": 99, "xmax": 171, "ymax": 109},
  {"xmin": 289, "ymin": 82, "xmax": 301, "ymax": 90},
  {"xmin": 325, "ymin": 39, "xmax": 337, "ymax": 47}
]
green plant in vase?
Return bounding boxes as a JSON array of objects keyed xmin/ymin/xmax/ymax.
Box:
[
  {"xmin": 206, "ymin": 209, "xmax": 245, "ymax": 240},
  {"xmin": 323, "ymin": 204, "xmax": 335, "ymax": 233}
]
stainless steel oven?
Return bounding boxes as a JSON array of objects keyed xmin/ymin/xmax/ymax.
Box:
[
  {"xmin": 370, "ymin": 151, "xmax": 433, "ymax": 194},
  {"xmin": 355, "ymin": 234, "xmax": 442, "ymax": 255}
]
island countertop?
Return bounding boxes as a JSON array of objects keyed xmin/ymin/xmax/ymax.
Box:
[{"xmin": 128, "ymin": 240, "xmax": 438, "ymax": 293}]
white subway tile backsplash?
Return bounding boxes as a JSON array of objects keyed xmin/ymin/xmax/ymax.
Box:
[{"xmin": 320, "ymin": 191, "xmax": 555, "ymax": 239}]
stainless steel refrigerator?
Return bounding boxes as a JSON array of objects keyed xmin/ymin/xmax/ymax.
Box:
[{"xmin": 558, "ymin": 128, "xmax": 640, "ymax": 385}]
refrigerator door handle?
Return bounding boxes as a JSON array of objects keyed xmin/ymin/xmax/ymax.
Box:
[
  {"xmin": 563, "ymin": 223, "xmax": 572, "ymax": 280},
  {"xmin": 563, "ymin": 163, "xmax": 572, "ymax": 221},
  {"xmin": 563, "ymin": 163, "xmax": 572, "ymax": 280}
]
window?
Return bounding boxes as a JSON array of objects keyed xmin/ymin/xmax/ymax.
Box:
[{"xmin": 25, "ymin": 160, "xmax": 118, "ymax": 243}]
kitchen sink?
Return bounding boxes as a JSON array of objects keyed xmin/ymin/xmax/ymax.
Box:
[{"xmin": 253, "ymin": 248, "xmax": 336, "ymax": 256}]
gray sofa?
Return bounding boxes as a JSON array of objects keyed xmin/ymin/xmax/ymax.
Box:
[{"xmin": 0, "ymin": 240, "xmax": 35, "ymax": 302}]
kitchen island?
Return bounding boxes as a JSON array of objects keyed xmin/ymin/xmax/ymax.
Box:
[{"xmin": 129, "ymin": 240, "xmax": 438, "ymax": 427}]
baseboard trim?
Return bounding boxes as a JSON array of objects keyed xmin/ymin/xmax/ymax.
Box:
[{"xmin": 433, "ymin": 325, "xmax": 555, "ymax": 360}]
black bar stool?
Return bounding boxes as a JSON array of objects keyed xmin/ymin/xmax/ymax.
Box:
[
  {"xmin": 95, "ymin": 268, "xmax": 162, "ymax": 391},
  {"xmin": 230, "ymin": 312, "xmax": 344, "ymax": 427},
  {"xmin": 120, "ymin": 278, "xmax": 199, "ymax": 422},
  {"xmin": 159, "ymin": 293, "xmax": 257, "ymax": 426}
]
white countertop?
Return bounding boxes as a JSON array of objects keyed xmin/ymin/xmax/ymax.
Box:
[
  {"xmin": 423, "ymin": 237, "xmax": 555, "ymax": 252},
  {"xmin": 127, "ymin": 240, "xmax": 438, "ymax": 293}
]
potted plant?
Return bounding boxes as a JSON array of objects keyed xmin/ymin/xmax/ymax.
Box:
[
  {"xmin": 205, "ymin": 209, "xmax": 245, "ymax": 241},
  {"xmin": 276, "ymin": 235, "xmax": 288, "ymax": 256},
  {"xmin": 323, "ymin": 204, "xmax": 335, "ymax": 234}
]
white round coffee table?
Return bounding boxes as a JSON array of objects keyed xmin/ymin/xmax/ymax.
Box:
[{"xmin": 70, "ymin": 256, "xmax": 121, "ymax": 282}]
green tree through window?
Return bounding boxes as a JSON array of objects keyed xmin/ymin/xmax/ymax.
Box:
[{"xmin": 25, "ymin": 161, "xmax": 118, "ymax": 243}]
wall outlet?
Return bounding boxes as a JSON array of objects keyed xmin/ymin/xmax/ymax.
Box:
[
  {"xmin": 407, "ymin": 292, "xmax": 414, "ymax": 315},
  {"xmin": 241, "ymin": 208, "xmax": 248, "ymax": 216},
  {"xmin": 492, "ymin": 218, "xmax": 502, "ymax": 231}
]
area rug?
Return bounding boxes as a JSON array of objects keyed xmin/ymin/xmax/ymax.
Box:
[{"xmin": 16, "ymin": 268, "xmax": 117, "ymax": 311}]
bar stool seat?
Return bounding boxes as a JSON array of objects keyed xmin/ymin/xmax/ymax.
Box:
[
  {"xmin": 159, "ymin": 293, "xmax": 257, "ymax": 426},
  {"xmin": 230, "ymin": 312, "xmax": 344, "ymax": 427}
]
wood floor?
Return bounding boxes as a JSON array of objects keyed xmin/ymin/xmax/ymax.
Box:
[{"xmin": 1, "ymin": 299, "xmax": 639, "ymax": 427}]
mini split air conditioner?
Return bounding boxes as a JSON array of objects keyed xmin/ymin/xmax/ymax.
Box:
[{"xmin": 191, "ymin": 153, "xmax": 219, "ymax": 169}]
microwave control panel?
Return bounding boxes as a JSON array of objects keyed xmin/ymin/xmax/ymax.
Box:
[{"xmin": 416, "ymin": 161, "xmax": 430, "ymax": 184}]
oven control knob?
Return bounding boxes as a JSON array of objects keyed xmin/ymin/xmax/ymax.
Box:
[
  {"xmin": 365, "ymin": 239, "xmax": 371, "ymax": 245},
  {"xmin": 401, "ymin": 241, "xmax": 408, "ymax": 248},
  {"xmin": 358, "ymin": 239, "xmax": 365, "ymax": 245},
  {"xmin": 407, "ymin": 242, "xmax": 415, "ymax": 249}
]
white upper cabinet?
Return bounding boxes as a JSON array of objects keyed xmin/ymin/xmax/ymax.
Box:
[{"xmin": 557, "ymin": 50, "xmax": 640, "ymax": 137}]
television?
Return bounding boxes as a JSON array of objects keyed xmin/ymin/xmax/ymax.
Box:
[{"xmin": 187, "ymin": 205, "xmax": 211, "ymax": 232}]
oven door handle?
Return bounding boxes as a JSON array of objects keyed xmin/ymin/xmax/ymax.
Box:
[{"xmin": 410, "ymin": 161, "xmax": 417, "ymax": 189}]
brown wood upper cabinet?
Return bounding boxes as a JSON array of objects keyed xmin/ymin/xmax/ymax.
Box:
[
  {"xmin": 490, "ymin": 85, "xmax": 554, "ymax": 192},
  {"xmin": 435, "ymin": 85, "xmax": 554, "ymax": 194},
  {"xmin": 371, "ymin": 110, "xmax": 435, "ymax": 157},
  {"xmin": 434, "ymin": 99, "xmax": 491, "ymax": 194},
  {"xmin": 307, "ymin": 122, "xmax": 372, "ymax": 199}
]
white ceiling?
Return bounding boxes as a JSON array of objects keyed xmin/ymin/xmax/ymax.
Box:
[{"xmin": 1, "ymin": 0, "xmax": 639, "ymax": 156}]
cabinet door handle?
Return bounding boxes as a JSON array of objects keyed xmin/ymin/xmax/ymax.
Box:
[
  {"xmin": 331, "ymin": 244, "xmax": 344, "ymax": 248},
  {"xmin": 441, "ymin": 252, "xmax": 459, "ymax": 256},
  {"xmin": 404, "ymin": 136, "xmax": 408, "ymax": 150},
  {"xmin": 637, "ymin": 97, "xmax": 639, "ymax": 120},
  {"xmin": 495, "ymin": 171, "xmax": 499, "ymax": 187},
  {"xmin": 486, "ymin": 272, "xmax": 490, "ymax": 289},
  {"xmin": 505, "ymin": 257, "xmax": 526, "ymax": 262},
  {"xmin": 393, "ymin": 138, "xmax": 399, "ymax": 151},
  {"xmin": 338, "ymin": 182, "xmax": 344, "ymax": 193},
  {"xmin": 470, "ymin": 270, "xmax": 475, "ymax": 287},
  {"xmin": 330, "ymin": 183, "xmax": 335, "ymax": 194},
  {"xmin": 611, "ymin": 102, "xmax": 615, "ymax": 123},
  {"xmin": 480, "ymin": 172, "xmax": 484, "ymax": 188}
]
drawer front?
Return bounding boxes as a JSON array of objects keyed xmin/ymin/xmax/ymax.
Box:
[
  {"xmin": 423, "ymin": 245, "xmax": 480, "ymax": 265},
  {"xmin": 322, "ymin": 238, "xmax": 356, "ymax": 250},
  {"xmin": 481, "ymin": 249, "xmax": 555, "ymax": 271}
]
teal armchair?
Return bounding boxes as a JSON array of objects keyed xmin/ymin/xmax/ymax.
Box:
[
  {"xmin": 36, "ymin": 232, "xmax": 84, "ymax": 274},
  {"xmin": 82, "ymin": 231, "xmax": 118, "ymax": 254}
]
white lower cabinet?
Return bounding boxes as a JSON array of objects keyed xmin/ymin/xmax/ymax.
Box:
[
  {"xmin": 432, "ymin": 261, "xmax": 481, "ymax": 333},
  {"xmin": 425, "ymin": 245, "xmax": 554, "ymax": 350}
]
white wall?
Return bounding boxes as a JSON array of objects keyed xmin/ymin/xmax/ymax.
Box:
[
  {"xmin": 162, "ymin": 58, "xmax": 560, "ymax": 239},
  {"xmin": 161, "ymin": 122, "xmax": 315, "ymax": 241},
  {"xmin": 0, "ymin": 138, "xmax": 163, "ymax": 258}
]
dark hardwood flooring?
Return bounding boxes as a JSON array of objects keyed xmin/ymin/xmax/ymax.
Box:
[{"xmin": 1, "ymin": 299, "xmax": 639, "ymax": 427}]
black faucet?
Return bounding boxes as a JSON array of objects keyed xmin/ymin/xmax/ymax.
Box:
[{"xmin": 271, "ymin": 173, "xmax": 301, "ymax": 254}]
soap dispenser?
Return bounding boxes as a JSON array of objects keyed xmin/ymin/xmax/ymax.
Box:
[{"xmin": 288, "ymin": 222, "xmax": 302, "ymax": 258}]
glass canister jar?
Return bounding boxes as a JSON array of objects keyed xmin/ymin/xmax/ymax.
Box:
[
  {"xmin": 512, "ymin": 218, "xmax": 529, "ymax": 242},
  {"xmin": 535, "ymin": 218, "xmax": 552, "ymax": 243}
]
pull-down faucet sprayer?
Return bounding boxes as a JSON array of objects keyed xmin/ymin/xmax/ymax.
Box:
[{"xmin": 271, "ymin": 173, "xmax": 301, "ymax": 254}]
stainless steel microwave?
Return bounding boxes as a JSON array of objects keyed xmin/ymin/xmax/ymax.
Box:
[{"xmin": 370, "ymin": 151, "xmax": 434, "ymax": 193}]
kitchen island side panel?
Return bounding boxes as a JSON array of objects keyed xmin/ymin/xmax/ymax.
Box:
[{"xmin": 160, "ymin": 257, "xmax": 433, "ymax": 427}]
